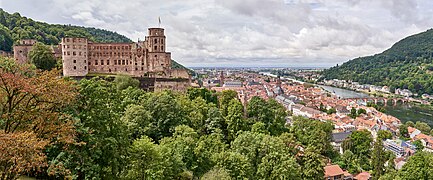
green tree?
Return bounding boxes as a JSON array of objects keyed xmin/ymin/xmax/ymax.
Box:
[
  {"xmin": 377, "ymin": 130, "xmax": 392, "ymax": 140},
  {"xmin": 113, "ymin": 75, "xmax": 139, "ymax": 90},
  {"xmin": 398, "ymin": 152, "xmax": 433, "ymax": 179},
  {"xmin": 415, "ymin": 121, "xmax": 431, "ymax": 134},
  {"xmin": 159, "ymin": 125, "xmax": 198, "ymax": 178},
  {"xmin": 412, "ymin": 140, "xmax": 424, "ymax": 151},
  {"xmin": 187, "ymin": 87, "xmax": 218, "ymax": 104},
  {"xmin": 194, "ymin": 131, "xmax": 227, "ymax": 177},
  {"xmin": 357, "ymin": 108, "xmax": 367, "ymax": 115},
  {"xmin": 0, "ymin": 24, "xmax": 13, "ymax": 51},
  {"xmin": 200, "ymin": 167, "xmax": 232, "ymax": 180},
  {"xmin": 28, "ymin": 42, "xmax": 57, "ymax": 70},
  {"xmin": 371, "ymin": 140, "xmax": 387, "ymax": 180},
  {"xmin": 219, "ymin": 90, "xmax": 238, "ymax": 116},
  {"xmin": 343, "ymin": 130, "xmax": 372, "ymax": 158},
  {"xmin": 350, "ymin": 107, "xmax": 357, "ymax": 118},
  {"xmin": 327, "ymin": 108, "xmax": 336, "ymax": 114},
  {"xmin": 143, "ymin": 91, "xmax": 187, "ymax": 141},
  {"xmin": 205, "ymin": 107, "xmax": 225, "ymax": 134},
  {"xmin": 121, "ymin": 104, "xmax": 152, "ymax": 140},
  {"xmin": 215, "ymin": 152, "xmax": 252, "ymax": 179},
  {"xmin": 406, "ymin": 121, "xmax": 415, "ymax": 127},
  {"xmin": 123, "ymin": 136, "xmax": 164, "ymax": 179},
  {"xmin": 399, "ymin": 124, "xmax": 409, "ymax": 138},
  {"xmin": 300, "ymin": 147, "xmax": 325, "ymax": 179},
  {"xmin": 291, "ymin": 116, "xmax": 334, "ymax": 156},
  {"xmin": 225, "ymin": 99, "xmax": 248, "ymax": 141}
]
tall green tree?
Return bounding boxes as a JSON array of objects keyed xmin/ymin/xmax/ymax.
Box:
[
  {"xmin": 225, "ymin": 99, "xmax": 248, "ymax": 141},
  {"xmin": 371, "ymin": 140, "xmax": 387, "ymax": 180},
  {"xmin": 28, "ymin": 42, "xmax": 57, "ymax": 70}
]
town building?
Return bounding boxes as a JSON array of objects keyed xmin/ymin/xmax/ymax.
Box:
[{"xmin": 324, "ymin": 164, "xmax": 353, "ymax": 180}]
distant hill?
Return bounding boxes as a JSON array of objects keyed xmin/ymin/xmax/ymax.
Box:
[
  {"xmin": 0, "ymin": 9, "xmax": 191, "ymax": 74},
  {"xmin": 172, "ymin": 59, "xmax": 194, "ymax": 76},
  {"xmin": 322, "ymin": 29, "xmax": 433, "ymax": 95}
]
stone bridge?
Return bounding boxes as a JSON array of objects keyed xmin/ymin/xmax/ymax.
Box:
[{"xmin": 345, "ymin": 97, "xmax": 408, "ymax": 106}]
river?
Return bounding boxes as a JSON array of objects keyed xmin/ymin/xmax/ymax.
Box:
[
  {"xmin": 318, "ymin": 85, "xmax": 433, "ymax": 126},
  {"xmin": 318, "ymin": 85, "xmax": 370, "ymax": 98}
]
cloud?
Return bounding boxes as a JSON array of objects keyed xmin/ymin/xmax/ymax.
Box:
[{"xmin": 1, "ymin": 0, "xmax": 433, "ymax": 67}]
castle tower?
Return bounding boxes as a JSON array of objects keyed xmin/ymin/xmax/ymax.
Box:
[
  {"xmin": 61, "ymin": 37, "xmax": 89, "ymax": 76},
  {"xmin": 145, "ymin": 28, "xmax": 171, "ymax": 73}
]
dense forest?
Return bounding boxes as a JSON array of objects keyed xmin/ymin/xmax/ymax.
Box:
[
  {"xmin": 0, "ymin": 8, "xmax": 131, "ymax": 52},
  {"xmin": 322, "ymin": 28, "xmax": 433, "ymax": 95},
  {"xmin": 1, "ymin": 56, "xmax": 433, "ymax": 179}
]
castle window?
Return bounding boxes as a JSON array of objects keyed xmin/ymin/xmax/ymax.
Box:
[
  {"xmin": 155, "ymin": 55, "xmax": 157, "ymax": 58},
  {"xmin": 89, "ymin": 62, "xmax": 91, "ymax": 65},
  {"xmin": 67, "ymin": 45, "xmax": 70, "ymax": 49},
  {"xmin": 161, "ymin": 46, "xmax": 163, "ymax": 51},
  {"xmin": 67, "ymin": 52, "xmax": 70, "ymax": 55},
  {"xmin": 84, "ymin": 60, "xmax": 86, "ymax": 63},
  {"xmin": 73, "ymin": 66, "xmax": 76, "ymax": 70},
  {"xmin": 84, "ymin": 66, "xmax": 87, "ymax": 70},
  {"xmin": 63, "ymin": 45, "xmax": 66, "ymax": 49},
  {"xmin": 73, "ymin": 60, "xmax": 76, "ymax": 63},
  {"xmin": 141, "ymin": 67, "xmax": 144, "ymax": 70},
  {"xmin": 122, "ymin": 60, "xmax": 125, "ymax": 65},
  {"xmin": 114, "ymin": 60, "xmax": 117, "ymax": 65},
  {"xmin": 66, "ymin": 39, "xmax": 70, "ymax": 42},
  {"xmin": 64, "ymin": 52, "xmax": 66, "ymax": 55},
  {"xmin": 73, "ymin": 52, "xmax": 76, "ymax": 56},
  {"xmin": 142, "ymin": 62, "xmax": 144, "ymax": 65},
  {"xmin": 161, "ymin": 39, "xmax": 164, "ymax": 44},
  {"xmin": 101, "ymin": 60, "xmax": 104, "ymax": 65},
  {"xmin": 79, "ymin": 52, "xmax": 82, "ymax": 56},
  {"xmin": 95, "ymin": 60, "xmax": 98, "ymax": 65},
  {"xmin": 107, "ymin": 60, "xmax": 109, "ymax": 65},
  {"xmin": 154, "ymin": 39, "xmax": 157, "ymax": 43},
  {"xmin": 154, "ymin": 46, "xmax": 157, "ymax": 50},
  {"xmin": 109, "ymin": 69, "xmax": 111, "ymax": 72},
  {"xmin": 135, "ymin": 68, "xmax": 138, "ymax": 71},
  {"xmin": 126, "ymin": 68, "xmax": 128, "ymax": 71}
]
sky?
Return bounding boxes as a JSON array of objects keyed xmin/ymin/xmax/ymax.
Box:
[{"xmin": 1, "ymin": 0, "xmax": 433, "ymax": 67}]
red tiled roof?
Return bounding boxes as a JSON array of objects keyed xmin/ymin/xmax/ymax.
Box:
[
  {"xmin": 355, "ymin": 172, "xmax": 371, "ymax": 180},
  {"xmin": 324, "ymin": 165, "xmax": 344, "ymax": 177}
]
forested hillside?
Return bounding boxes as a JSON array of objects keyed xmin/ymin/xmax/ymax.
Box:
[
  {"xmin": 322, "ymin": 29, "xmax": 433, "ymax": 95},
  {"xmin": 0, "ymin": 8, "xmax": 131, "ymax": 52}
]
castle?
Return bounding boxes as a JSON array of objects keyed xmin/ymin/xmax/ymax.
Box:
[{"xmin": 8, "ymin": 28, "xmax": 191, "ymax": 91}]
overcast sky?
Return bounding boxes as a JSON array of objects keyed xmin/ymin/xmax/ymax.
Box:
[{"xmin": 1, "ymin": 0, "xmax": 433, "ymax": 67}]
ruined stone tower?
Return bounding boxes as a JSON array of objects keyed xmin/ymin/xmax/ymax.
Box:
[{"xmin": 61, "ymin": 37, "xmax": 88, "ymax": 76}]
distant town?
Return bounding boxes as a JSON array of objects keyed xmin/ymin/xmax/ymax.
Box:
[{"xmin": 192, "ymin": 67, "xmax": 433, "ymax": 178}]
